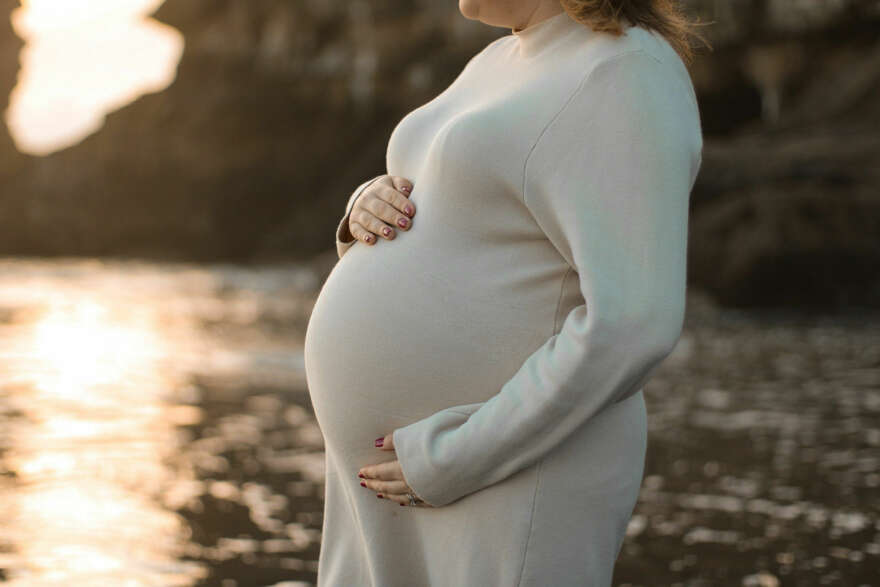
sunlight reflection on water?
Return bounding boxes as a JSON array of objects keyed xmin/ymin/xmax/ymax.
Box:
[
  {"xmin": 1, "ymin": 296, "xmax": 204, "ymax": 584},
  {"xmin": 0, "ymin": 257, "xmax": 877, "ymax": 586},
  {"xmin": 0, "ymin": 258, "xmax": 322, "ymax": 586}
]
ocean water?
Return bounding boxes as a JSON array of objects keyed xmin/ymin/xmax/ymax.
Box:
[{"xmin": 0, "ymin": 257, "xmax": 876, "ymax": 587}]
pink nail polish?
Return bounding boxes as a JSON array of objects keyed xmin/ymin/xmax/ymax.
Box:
[
  {"xmin": 397, "ymin": 218, "xmax": 408, "ymax": 228},
  {"xmin": 358, "ymin": 473, "xmax": 365, "ymax": 478},
  {"xmin": 375, "ymin": 437, "xmax": 384, "ymax": 448},
  {"xmin": 360, "ymin": 482, "xmax": 366, "ymax": 487},
  {"xmin": 404, "ymin": 205, "xmax": 413, "ymax": 216}
]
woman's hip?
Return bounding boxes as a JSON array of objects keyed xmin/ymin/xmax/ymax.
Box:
[{"xmin": 540, "ymin": 388, "xmax": 648, "ymax": 498}]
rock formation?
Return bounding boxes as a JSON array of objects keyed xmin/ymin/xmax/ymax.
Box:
[
  {"xmin": 682, "ymin": 0, "xmax": 880, "ymax": 307},
  {"xmin": 0, "ymin": 0, "xmax": 24, "ymax": 179}
]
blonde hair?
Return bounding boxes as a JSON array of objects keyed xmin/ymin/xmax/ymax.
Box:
[{"xmin": 559, "ymin": 0, "xmax": 712, "ymax": 65}]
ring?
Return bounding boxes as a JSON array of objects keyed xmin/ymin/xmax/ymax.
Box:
[{"xmin": 407, "ymin": 492, "xmax": 417, "ymax": 506}]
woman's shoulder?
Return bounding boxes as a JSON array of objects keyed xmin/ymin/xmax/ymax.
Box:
[{"xmin": 565, "ymin": 26, "xmax": 698, "ymax": 113}]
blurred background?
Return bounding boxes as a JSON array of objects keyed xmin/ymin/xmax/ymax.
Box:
[{"xmin": 0, "ymin": 0, "xmax": 877, "ymax": 585}]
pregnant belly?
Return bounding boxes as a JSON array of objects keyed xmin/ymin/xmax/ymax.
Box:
[{"xmin": 304, "ymin": 236, "xmax": 553, "ymax": 457}]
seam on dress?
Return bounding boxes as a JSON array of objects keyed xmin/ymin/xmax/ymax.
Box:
[
  {"xmin": 515, "ymin": 456, "xmax": 544, "ymax": 587},
  {"xmin": 516, "ymin": 259, "xmax": 568, "ymax": 586},
  {"xmin": 519, "ymin": 48, "xmax": 649, "ymax": 210},
  {"xmin": 553, "ymin": 266, "xmax": 573, "ymax": 335},
  {"xmin": 325, "ymin": 450, "xmax": 377, "ymax": 586}
]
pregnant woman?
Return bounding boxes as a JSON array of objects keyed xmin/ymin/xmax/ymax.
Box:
[{"xmin": 304, "ymin": 0, "xmax": 705, "ymax": 585}]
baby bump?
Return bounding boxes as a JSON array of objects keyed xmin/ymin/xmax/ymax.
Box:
[{"xmin": 304, "ymin": 240, "xmax": 555, "ymax": 455}]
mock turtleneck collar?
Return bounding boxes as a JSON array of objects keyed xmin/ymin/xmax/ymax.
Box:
[{"xmin": 511, "ymin": 10, "xmax": 583, "ymax": 58}]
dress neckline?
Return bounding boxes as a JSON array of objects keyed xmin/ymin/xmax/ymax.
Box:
[{"xmin": 511, "ymin": 10, "xmax": 585, "ymax": 58}]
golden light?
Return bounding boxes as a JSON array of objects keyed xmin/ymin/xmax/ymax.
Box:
[
  {"xmin": 0, "ymin": 285, "xmax": 206, "ymax": 585},
  {"xmin": 5, "ymin": 0, "xmax": 183, "ymax": 155},
  {"xmin": 26, "ymin": 299, "xmax": 165, "ymax": 401}
]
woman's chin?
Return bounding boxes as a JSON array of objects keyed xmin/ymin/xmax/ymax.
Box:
[{"xmin": 458, "ymin": 0, "xmax": 480, "ymax": 21}]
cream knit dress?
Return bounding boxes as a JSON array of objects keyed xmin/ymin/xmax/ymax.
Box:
[{"xmin": 304, "ymin": 10, "xmax": 703, "ymax": 587}]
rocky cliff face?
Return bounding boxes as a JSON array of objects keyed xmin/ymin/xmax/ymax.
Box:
[
  {"xmin": 682, "ymin": 0, "xmax": 880, "ymax": 308},
  {"xmin": 0, "ymin": 0, "xmax": 876, "ymax": 308},
  {"xmin": 0, "ymin": 0, "xmax": 23, "ymax": 175},
  {"xmin": 0, "ymin": 0, "xmax": 499, "ymax": 261}
]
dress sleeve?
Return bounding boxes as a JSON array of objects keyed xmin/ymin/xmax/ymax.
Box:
[
  {"xmin": 392, "ymin": 49, "xmax": 703, "ymax": 507},
  {"xmin": 335, "ymin": 174, "xmax": 386, "ymax": 259}
]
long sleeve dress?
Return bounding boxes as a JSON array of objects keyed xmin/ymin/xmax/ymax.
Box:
[{"xmin": 304, "ymin": 9, "xmax": 703, "ymax": 587}]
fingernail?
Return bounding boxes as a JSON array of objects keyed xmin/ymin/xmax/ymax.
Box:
[
  {"xmin": 401, "ymin": 185, "xmax": 411, "ymax": 193},
  {"xmin": 404, "ymin": 205, "xmax": 413, "ymax": 216},
  {"xmin": 400, "ymin": 502, "xmax": 406, "ymax": 506},
  {"xmin": 377, "ymin": 494, "xmax": 383, "ymax": 499},
  {"xmin": 397, "ymin": 218, "xmax": 408, "ymax": 228},
  {"xmin": 382, "ymin": 227, "xmax": 390, "ymax": 236},
  {"xmin": 360, "ymin": 482, "xmax": 366, "ymax": 487},
  {"xmin": 358, "ymin": 473, "xmax": 365, "ymax": 478},
  {"xmin": 364, "ymin": 235, "xmax": 372, "ymax": 243},
  {"xmin": 375, "ymin": 437, "xmax": 384, "ymax": 447}
]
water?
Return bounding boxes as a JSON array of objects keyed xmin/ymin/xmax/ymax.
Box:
[{"xmin": 0, "ymin": 257, "xmax": 877, "ymax": 586}]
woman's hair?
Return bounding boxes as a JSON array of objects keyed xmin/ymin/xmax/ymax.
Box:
[{"xmin": 559, "ymin": 0, "xmax": 712, "ymax": 65}]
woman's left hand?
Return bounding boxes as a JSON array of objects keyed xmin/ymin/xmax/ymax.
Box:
[{"xmin": 358, "ymin": 433, "xmax": 433, "ymax": 507}]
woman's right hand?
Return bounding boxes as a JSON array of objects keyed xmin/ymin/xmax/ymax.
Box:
[{"xmin": 345, "ymin": 175, "xmax": 416, "ymax": 245}]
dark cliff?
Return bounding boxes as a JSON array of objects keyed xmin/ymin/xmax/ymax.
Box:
[{"xmin": 0, "ymin": 0, "xmax": 24, "ymax": 181}]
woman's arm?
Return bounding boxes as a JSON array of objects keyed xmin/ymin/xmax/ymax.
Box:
[
  {"xmin": 335, "ymin": 174, "xmax": 386, "ymax": 259},
  {"xmin": 391, "ymin": 49, "xmax": 704, "ymax": 508}
]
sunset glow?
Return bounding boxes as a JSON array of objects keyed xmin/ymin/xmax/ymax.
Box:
[
  {"xmin": 0, "ymin": 270, "xmax": 206, "ymax": 585},
  {"xmin": 5, "ymin": 0, "xmax": 183, "ymax": 155}
]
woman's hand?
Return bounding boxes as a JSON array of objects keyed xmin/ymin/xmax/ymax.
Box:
[
  {"xmin": 358, "ymin": 433, "xmax": 433, "ymax": 507},
  {"xmin": 345, "ymin": 175, "xmax": 416, "ymax": 245}
]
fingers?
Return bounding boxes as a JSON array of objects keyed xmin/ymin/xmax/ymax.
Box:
[
  {"xmin": 388, "ymin": 176, "xmax": 414, "ymax": 204},
  {"xmin": 362, "ymin": 183, "xmax": 416, "ymax": 235},
  {"xmin": 358, "ymin": 462, "xmax": 411, "ymax": 504},
  {"xmin": 361, "ymin": 478, "xmax": 409, "ymax": 495},
  {"xmin": 377, "ymin": 432, "xmax": 394, "ymax": 451},
  {"xmin": 349, "ymin": 176, "xmax": 416, "ymax": 244},
  {"xmin": 381, "ymin": 492, "xmax": 432, "ymax": 507},
  {"xmin": 357, "ymin": 432, "xmax": 433, "ymax": 507},
  {"xmin": 359, "ymin": 460, "xmax": 402, "ymax": 481},
  {"xmin": 348, "ymin": 220, "xmax": 377, "ymax": 245},
  {"xmin": 361, "ymin": 484, "xmax": 432, "ymax": 508},
  {"xmin": 385, "ymin": 177, "xmax": 416, "ymax": 221},
  {"xmin": 358, "ymin": 197, "xmax": 413, "ymax": 238}
]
